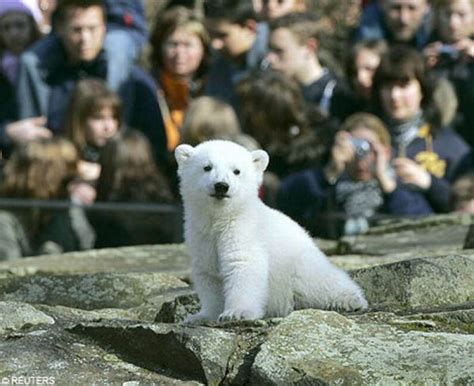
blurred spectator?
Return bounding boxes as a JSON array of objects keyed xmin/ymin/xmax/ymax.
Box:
[
  {"xmin": 354, "ymin": 0, "xmax": 433, "ymax": 49},
  {"xmin": 149, "ymin": 6, "xmax": 210, "ymax": 151},
  {"xmin": 343, "ymin": 39, "xmax": 388, "ymax": 114},
  {"xmin": 64, "ymin": 78, "xmax": 122, "ymax": 204},
  {"xmin": 266, "ymin": 12, "xmax": 351, "ymax": 122},
  {"xmin": 181, "ymin": 96, "xmax": 258, "ymax": 149},
  {"xmin": 0, "ymin": 0, "xmax": 44, "ymax": 154},
  {"xmin": 37, "ymin": 0, "xmax": 57, "ymax": 33},
  {"xmin": 277, "ymin": 112, "xmax": 433, "ymax": 238},
  {"xmin": 424, "ymin": 0, "xmax": 474, "ymax": 147},
  {"xmin": 204, "ymin": 0, "xmax": 269, "ymax": 109},
  {"xmin": 372, "ymin": 45, "xmax": 470, "ymax": 212},
  {"xmin": 254, "ymin": 0, "xmax": 307, "ymax": 20},
  {"xmin": 91, "ymin": 130, "xmax": 175, "ymax": 247},
  {"xmin": 449, "ymin": 172, "xmax": 474, "ymax": 213},
  {"xmin": 237, "ymin": 71, "xmax": 332, "ymax": 205},
  {"xmin": 13, "ymin": 0, "xmax": 168, "ymax": 165},
  {"xmin": 0, "ymin": 137, "xmax": 94, "ymax": 260}
]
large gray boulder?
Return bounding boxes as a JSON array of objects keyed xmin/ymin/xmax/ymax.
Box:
[
  {"xmin": 0, "ymin": 301, "xmax": 54, "ymax": 335},
  {"xmin": 251, "ymin": 309, "xmax": 474, "ymax": 385}
]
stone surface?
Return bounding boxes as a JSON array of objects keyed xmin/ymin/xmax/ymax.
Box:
[
  {"xmin": 0, "ymin": 301, "xmax": 54, "ymax": 335},
  {"xmin": 250, "ymin": 309, "xmax": 474, "ymax": 385},
  {"xmin": 353, "ymin": 254, "xmax": 474, "ymax": 312},
  {"xmin": 0, "ymin": 215, "xmax": 473, "ymax": 384},
  {"xmin": 0, "ymin": 272, "xmax": 188, "ymax": 310}
]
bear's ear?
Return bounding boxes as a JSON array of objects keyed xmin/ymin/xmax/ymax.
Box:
[
  {"xmin": 252, "ymin": 150, "xmax": 269, "ymax": 173},
  {"xmin": 175, "ymin": 144, "xmax": 195, "ymax": 166}
]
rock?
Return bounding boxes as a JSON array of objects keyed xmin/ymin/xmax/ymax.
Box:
[
  {"xmin": 0, "ymin": 272, "xmax": 188, "ymax": 310},
  {"xmin": 465, "ymin": 224, "xmax": 474, "ymax": 249},
  {"xmin": 71, "ymin": 320, "xmax": 237, "ymax": 385},
  {"xmin": 352, "ymin": 255, "xmax": 474, "ymax": 312},
  {"xmin": 250, "ymin": 309, "xmax": 474, "ymax": 385},
  {"xmin": 339, "ymin": 213, "xmax": 473, "ymax": 255},
  {"xmin": 0, "ymin": 301, "xmax": 54, "ymax": 335},
  {"xmin": 155, "ymin": 293, "xmax": 200, "ymax": 323}
]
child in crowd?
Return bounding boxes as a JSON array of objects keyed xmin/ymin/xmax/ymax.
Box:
[
  {"xmin": 92, "ymin": 130, "xmax": 175, "ymax": 248},
  {"xmin": 277, "ymin": 113, "xmax": 433, "ymax": 238},
  {"xmin": 253, "ymin": 0, "xmax": 307, "ymax": 20},
  {"xmin": 149, "ymin": 6, "xmax": 210, "ymax": 151},
  {"xmin": 64, "ymin": 78, "xmax": 122, "ymax": 205},
  {"xmin": 0, "ymin": 137, "xmax": 94, "ymax": 260}
]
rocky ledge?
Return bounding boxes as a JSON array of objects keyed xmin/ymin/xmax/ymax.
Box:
[{"xmin": 0, "ymin": 214, "xmax": 473, "ymax": 385}]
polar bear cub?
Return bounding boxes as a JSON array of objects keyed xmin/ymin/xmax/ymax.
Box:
[{"xmin": 175, "ymin": 140, "xmax": 368, "ymax": 323}]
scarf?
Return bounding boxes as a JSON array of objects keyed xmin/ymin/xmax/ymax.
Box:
[
  {"xmin": 384, "ymin": 112, "xmax": 424, "ymax": 156},
  {"xmin": 0, "ymin": 51, "xmax": 19, "ymax": 84}
]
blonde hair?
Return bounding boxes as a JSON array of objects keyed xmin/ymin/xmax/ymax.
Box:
[
  {"xmin": 340, "ymin": 112, "xmax": 391, "ymax": 147},
  {"xmin": 1, "ymin": 137, "xmax": 78, "ymax": 199},
  {"xmin": 181, "ymin": 97, "xmax": 241, "ymax": 146}
]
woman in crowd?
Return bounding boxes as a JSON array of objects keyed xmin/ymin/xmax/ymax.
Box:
[
  {"xmin": 64, "ymin": 78, "xmax": 122, "ymax": 205},
  {"xmin": 0, "ymin": 0, "xmax": 43, "ymax": 154},
  {"xmin": 149, "ymin": 5, "xmax": 210, "ymax": 151},
  {"xmin": 91, "ymin": 130, "xmax": 175, "ymax": 248},
  {"xmin": 371, "ymin": 45, "xmax": 470, "ymax": 212},
  {"xmin": 0, "ymin": 137, "xmax": 94, "ymax": 260},
  {"xmin": 277, "ymin": 113, "xmax": 433, "ymax": 238}
]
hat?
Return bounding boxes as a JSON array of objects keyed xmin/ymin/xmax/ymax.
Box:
[{"xmin": 0, "ymin": 0, "xmax": 43, "ymax": 25}]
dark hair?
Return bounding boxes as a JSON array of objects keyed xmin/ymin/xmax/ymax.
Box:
[
  {"xmin": 54, "ymin": 0, "xmax": 105, "ymax": 27},
  {"xmin": 96, "ymin": 130, "xmax": 174, "ymax": 203},
  {"xmin": 372, "ymin": 45, "xmax": 442, "ymax": 131},
  {"xmin": 345, "ymin": 39, "xmax": 388, "ymax": 86},
  {"xmin": 205, "ymin": 0, "xmax": 258, "ymax": 24},
  {"xmin": 237, "ymin": 71, "xmax": 310, "ymax": 146},
  {"xmin": 149, "ymin": 6, "xmax": 210, "ymax": 79},
  {"xmin": 268, "ymin": 11, "xmax": 323, "ymax": 43}
]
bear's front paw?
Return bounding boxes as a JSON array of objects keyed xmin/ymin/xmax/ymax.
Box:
[
  {"xmin": 182, "ymin": 311, "xmax": 213, "ymax": 325},
  {"xmin": 337, "ymin": 292, "xmax": 369, "ymax": 312},
  {"xmin": 218, "ymin": 308, "xmax": 262, "ymax": 322}
]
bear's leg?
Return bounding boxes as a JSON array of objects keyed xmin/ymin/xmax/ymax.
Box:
[
  {"xmin": 184, "ymin": 274, "xmax": 224, "ymax": 324},
  {"xmin": 218, "ymin": 251, "xmax": 269, "ymax": 322}
]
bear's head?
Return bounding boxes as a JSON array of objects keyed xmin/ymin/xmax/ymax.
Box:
[{"xmin": 175, "ymin": 140, "xmax": 269, "ymax": 208}]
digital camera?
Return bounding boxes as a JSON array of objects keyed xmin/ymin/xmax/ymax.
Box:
[
  {"xmin": 350, "ymin": 137, "xmax": 371, "ymax": 159},
  {"xmin": 438, "ymin": 44, "xmax": 459, "ymax": 60}
]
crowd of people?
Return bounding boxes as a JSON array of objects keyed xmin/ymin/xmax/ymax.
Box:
[{"xmin": 0, "ymin": 0, "xmax": 472, "ymax": 258}]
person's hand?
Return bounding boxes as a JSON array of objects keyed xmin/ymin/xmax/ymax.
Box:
[
  {"xmin": 454, "ymin": 38, "xmax": 474, "ymax": 60},
  {"xmin": 5, "ymin": 117, "xmax": 52, "ymax": 143},
  {"xmin": 370, "ymin": 140, "xmax": 396, "ymax": 193},
  {"xmin": 68, "ymin": 181, "xmax": 97, "ymax": 205},
  {"xmin": 325, "ymin": 131, "xmax": 354, "ymax": 180},
  {"xmin": 423, "ymin": 41, "xmax": 442, "ymax": 68},
  {"xmin": 392, "ymin": 157, "xmax": 432, "ymax": 190},
  {"xmin": 78, "ymin": 160, "xmax": 101, "ymax": 182}
]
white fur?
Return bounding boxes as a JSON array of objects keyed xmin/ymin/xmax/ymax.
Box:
[{"xmin": 175, "ymin": 140, "xmax": 368, "ymax": 323}]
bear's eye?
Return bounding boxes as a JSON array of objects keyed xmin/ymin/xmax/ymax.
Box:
[
  {"xmin": 203, "ymin": 165, "xmax": 212, "ymax": 172},
  {"xmin": 233, "ymin": 169, "xmax": 240, "ymax": 175}
]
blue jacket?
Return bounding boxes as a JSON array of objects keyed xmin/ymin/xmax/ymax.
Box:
[
  {"xmin": 277, "ymin": 167, "xmax": 434, "ymax": 238},
  {"xmin": 104, "ymin": 0, "xmax": 148, "ymax": 47}
]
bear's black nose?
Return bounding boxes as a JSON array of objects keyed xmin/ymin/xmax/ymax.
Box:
[{"xmin": 214, "ymin": 182, "xmax": 229, "ymax": 195}]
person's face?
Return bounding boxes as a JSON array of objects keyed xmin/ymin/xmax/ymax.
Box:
[
  {"xmin": 347, "ymin": 127, "xmax": 382, "ymax": 181},
  {"xmin": 354, "ymin": 48, "xmax": 381, "ymax": 95},
  {"xmin": 85, "ymin": 106, "xmax": 118, "ymax": 148},
  {"xmin": 162, "ymin": 27, "xmax": 204, "ymax": 78},
  {"xmin": 207, "ymin": 19, "xmax": 255, "ymax": 59},
  {"xmin": 0, "ymin": 12, "xmax": 34, "ymax": 54},
  {"xmin": 262, "ymin": 0, "xmax": 297, "ymax": 19},
  {"xmin": 381, "ymin": 0, "xmax": 429, "ymax": 42},
  {"xmin": 266, "ymin": 28, "xmax": 309, "ymax": 80},
  {"xmin": 57, "ymin": 6, "xmax": 106, "ymax": 63},
  {"xmin": 436, "ymin": 0, "xmax": 474, "ymax": 43},
  {"xmin": 380, "ymin": 78, "xmax": 423, "ymax": 122}
]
